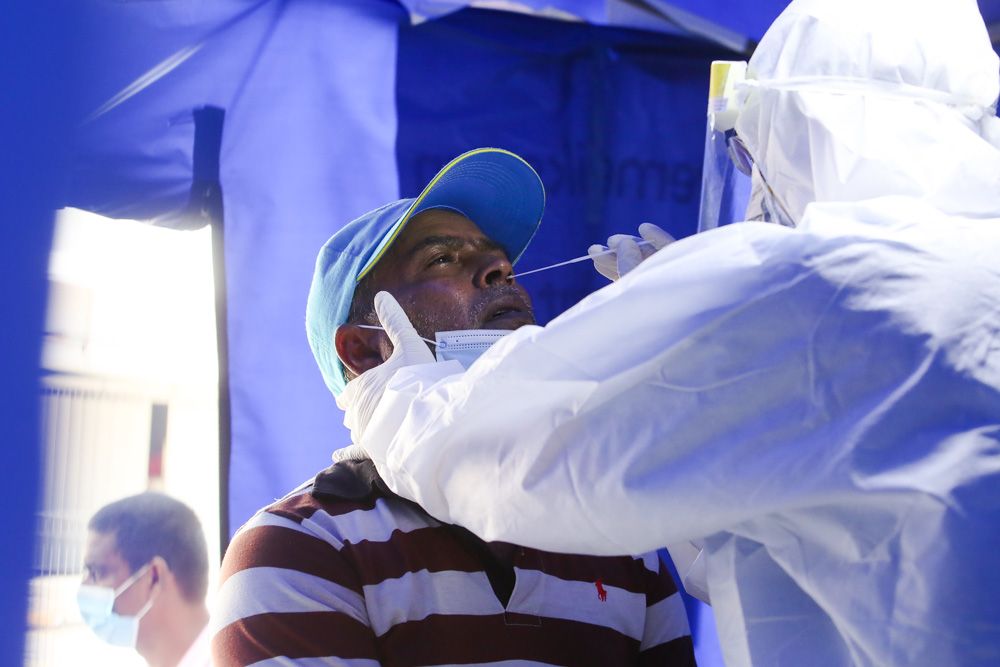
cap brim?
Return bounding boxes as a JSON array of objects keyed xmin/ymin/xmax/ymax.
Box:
[{"xmin": 356, "ymin": 147, "xmax": 545, "ymax": 282}]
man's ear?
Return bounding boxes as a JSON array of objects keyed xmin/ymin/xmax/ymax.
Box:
[
  {"xmin": 148, "ymin": 555, "xmax": 169, "ymax": 590},
  {"xmin": 335, "ymin": 324, "xmax": 387, "ymax": 378}
]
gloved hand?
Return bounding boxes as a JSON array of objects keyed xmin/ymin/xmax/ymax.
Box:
[
  {"xmin": 333, "ymin": 291, "xmax": 434, "ymax": 463},
  {"xmin": 587, "ymin": 222, "xmax": 674, "ymax": 281}
]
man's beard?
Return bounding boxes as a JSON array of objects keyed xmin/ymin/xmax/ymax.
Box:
[{"xmin": 405, "ymin": 284, "xmax": 534, "ymax": 342}]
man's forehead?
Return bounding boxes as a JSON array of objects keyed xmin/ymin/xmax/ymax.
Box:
[
  {"xmin": 402, "ymin": 209, "xmax": 493, "ymax": 242},
  {"xmin": 388, "ymin": 209, "xmax": 506, "ymax": 258}
]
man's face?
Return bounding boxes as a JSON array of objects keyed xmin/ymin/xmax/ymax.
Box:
[
  {"xmin": 82, "ymin": 530, "xmax": 149, "ymax": 617},
  {"xmin": 366, "ymin": 208, "xmax": 535, "ymax": 341}
]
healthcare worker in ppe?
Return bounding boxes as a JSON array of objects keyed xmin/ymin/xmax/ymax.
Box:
[{"xmin": 334, "ymin": 0, "xmax": 1000, "ymax": 665}]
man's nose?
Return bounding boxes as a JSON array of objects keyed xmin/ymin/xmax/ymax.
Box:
[{"xmin": 474, "ymin": 253, "xmax": 514, "ymax": 287}]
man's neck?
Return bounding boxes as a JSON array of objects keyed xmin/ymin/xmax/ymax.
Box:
[{"xmin": 141, "ymin": 602, "xmax": 209, "ymax": 667}]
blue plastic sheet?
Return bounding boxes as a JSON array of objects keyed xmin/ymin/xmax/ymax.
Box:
[
  {"xmin": 398, "ymin": 8, "xmax": 737, "ymax": 323},
  {"xmin": 2, "ymin": 3, "xmax": 81, "ymax": 663}
]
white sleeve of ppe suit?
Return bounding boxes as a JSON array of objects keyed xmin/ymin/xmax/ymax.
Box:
[{"xmin": 364, "ymin": 201, "xmax": 1000, "ymax": 556}]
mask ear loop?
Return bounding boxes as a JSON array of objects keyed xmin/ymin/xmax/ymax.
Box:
[
  {"xmin": 727, "ymin": 122, "xmax": 797, "ymax": 227},
  {"xmin": 356, "ymin": 324, "xmax": 437, "ymax": 346},
  {"xmin": 134, "ymin": 565, "xmax": 161, "ymax": 620},
  {"xmin": 113, "ymin": 562, "xmax": 152, "ymax": 598},
  {"xmin": 759, "ymin": 174, "xmax": 797, "ymax": 227},
  {"xmin": 110, "ymin": 561, "xmax": 158, "ymax": 620}
]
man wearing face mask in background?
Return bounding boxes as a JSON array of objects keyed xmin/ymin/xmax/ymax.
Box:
[
  {"xmin": 339, "ymin": 1, "xmax": 1000, "ymax": 666},
  {"xmin": 210, "ymin": 148, "xmax": 694, "ymax": 667},
  {"xmin": 79, "ymin": 492, "xmax": 210, "ymax": 667}
]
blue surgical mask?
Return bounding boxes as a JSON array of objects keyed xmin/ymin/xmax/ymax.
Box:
[
  {"xmin": 77, "ymin": 562, "xmax": 156, "ymax": 648},
  {"xmin": 354, "ymin": 325, "xmax": 513, "ymax": 369},
  {"xmin": 434, "ymin": 329, "xmax": 512, "ymax": 368}
]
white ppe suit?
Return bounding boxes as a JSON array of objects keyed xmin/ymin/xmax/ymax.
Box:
[{"xmin": 355, "ymin": 0, "xmax": 1000, "ymax": 665}]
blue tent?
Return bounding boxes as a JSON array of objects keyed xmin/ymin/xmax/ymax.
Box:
[
  {"xmin": 7, "ymin": 0, "xmax": 1000, "ymax": 663},
  {"xmin": 64, "ymin": 0, "xmax": 1000, "ymax": 540},
  {"xmin": 4, "ymin": 3, "xmax": 84, "ymax": 664},
  {"xmin": 65, "ymin": 0, "xmax": 788, "ymax": 543}
]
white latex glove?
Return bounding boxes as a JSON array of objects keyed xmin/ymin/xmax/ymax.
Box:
[
  {"xmin": 333, "ymin": 291, "xmax": 434, "ymax": 463},
  {"xmin": 587, "ymin": 222, "xmax": 674, "ymax": 281}
]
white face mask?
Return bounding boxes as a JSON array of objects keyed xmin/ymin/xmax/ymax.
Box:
[
  {"xmin": 77, "ymin": 562, "xmax": 156, "ymax": 648},
  {"xmin": 434, "ymin": 329, "xmax": 512, "ymax": 368}
]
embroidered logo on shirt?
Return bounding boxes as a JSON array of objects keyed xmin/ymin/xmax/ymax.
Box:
[{"xmin": 595, "ymin": 578, "xmax": 607, "ymax": 602}]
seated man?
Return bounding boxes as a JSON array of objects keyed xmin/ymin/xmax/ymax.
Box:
[
  {"xmin": 79, "ymin": 492, "xmax": 211, "ymax": 667},
  {"xmin": 211, "ymin": 148, "xmax": 696, "ymax": 666}
]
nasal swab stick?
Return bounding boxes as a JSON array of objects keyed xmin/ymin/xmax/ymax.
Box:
[
  {"xmin": 510, "ymin": 253, "xmax": 601, "ymax": 278},
  {"xmin": 511, "ymin": 240, "xmax": 653, "ymax": 279},
  {"xmin": 355, "ymin": 242, "xmax": 655, "ymax": 338}
]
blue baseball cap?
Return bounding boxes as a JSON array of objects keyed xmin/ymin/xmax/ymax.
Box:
[{"xmin": 306, "ymin": 147, "xmax": 545, "ymax": 397}]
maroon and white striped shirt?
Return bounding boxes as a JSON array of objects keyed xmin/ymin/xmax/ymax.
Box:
[{"xmin": 212, "ymin": 460, "xmax": 695, "ymax": 666}]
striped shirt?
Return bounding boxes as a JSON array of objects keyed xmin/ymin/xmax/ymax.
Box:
[{"xmin": 212, "ymin": 459, "xmax": 695, "ymax": 666}]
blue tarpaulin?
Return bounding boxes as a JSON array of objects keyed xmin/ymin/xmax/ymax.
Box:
[
  {"xmin": 3, "ymin": 3, "xmax": 81, "ymax": 664},
  {"xmin": 65, "ymin": 0, "xmax": 774, "ymax": 544}
]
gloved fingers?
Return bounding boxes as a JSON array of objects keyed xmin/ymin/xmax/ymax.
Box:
[
  {"xmin": 588, "ymin": 244, "xmax": 620, "ymax": 281},
  {"xmin": 607, "ymin": 233, "xmax": 638, "ymax": 248},
  {"xmin": 590, "ymin": 229, "xmax": 662, "ymax": 281},
  {"xmin": 587, "ymin": 243, "xmax": 609, "ymax": 258},
  {"xmin": 638, "ymin": 222, "xmax": 674, "ymax": 251},
  {"xmin": 607, "ymin": 232, "xmax": 656, "ymax": 262},
  {"xmin": 611, "ymin": 235, "xmax": 644, "ymax": 278},
  {"xmin": 373, "ymin": 291, "xmax": 435, "ymax": 362},
  {"xmin": 332, "ymin": 443, "xmax": 368, "ymax": 463}
]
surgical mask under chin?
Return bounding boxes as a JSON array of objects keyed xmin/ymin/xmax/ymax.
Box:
[
  {"xmin": 434, "ymin": 329, "xmax": 512, "ymax": 368},
  {"xmin": 745, "ymin": 163, "xmax": 796, "ymax": 227},
  {"xmin": 77, "ymin": 563, "xmax": 156, "ymax": 649}
]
